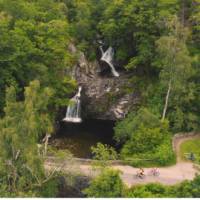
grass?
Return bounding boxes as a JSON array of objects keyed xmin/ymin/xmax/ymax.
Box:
[
  {"xmin": 179, "ymin": 139, "xmax": 200, "ymax": 161},
  {"xmin": 124, "ymin": 159, "xmax": 176, "ymax": 168}
]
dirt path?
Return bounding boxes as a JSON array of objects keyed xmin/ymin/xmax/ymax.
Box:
[
  {"xmin": 45, "ymin": 134, "xmax": 200, "ymax": 187},
  {"xmin": 78, "ymin": 162, "xmax": 198, "ymax": 187}
]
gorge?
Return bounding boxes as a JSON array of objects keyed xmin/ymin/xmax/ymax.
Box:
[
  {"xmin": 68, "ymin": 43, "xmax": 139, "ymax": 122},
  {"xmin": 58, "ymin": 45, "xmax": 129, "ymax": 157},
  {"xmin": 0, "ymin": 0, "xmax": 199, "ymax": 197}
]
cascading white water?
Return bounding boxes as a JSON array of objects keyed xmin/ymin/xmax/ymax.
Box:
[
  {"xmin": 99, "ymin": 45, "xmax": 104, "ymax": 56},
  {"xmin": 100, "ymin": 46, "xmax": 120, "ymax": 77},
  {"xmin": 63, "ymin": 86, "xmax": 82, "ymax": 123}
]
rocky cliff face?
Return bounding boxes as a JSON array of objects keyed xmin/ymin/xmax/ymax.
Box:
[{"xmin": 69, "ymin": 44, "xmax": 139, "ymax": 121}]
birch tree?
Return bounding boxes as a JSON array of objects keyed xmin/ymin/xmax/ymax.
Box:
[{"xmin": 156, "ymin": 16, "xmax": 192, "ymax": 121}]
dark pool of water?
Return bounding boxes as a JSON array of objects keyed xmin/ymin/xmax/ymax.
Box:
[{"xmin": 50, "ymin": 119, "xmax": 117, "ymax": 158}]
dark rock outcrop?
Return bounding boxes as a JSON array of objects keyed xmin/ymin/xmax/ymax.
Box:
[{"xmin": 68, "ymin": 44, "xmax": 140, "ymax": 121}]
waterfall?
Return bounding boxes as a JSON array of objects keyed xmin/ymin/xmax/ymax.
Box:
[
  {"xmin": 63, "ymin": 87, "xmax": 82, "ymax": 123},
  {"xmin": 100, "ymin": 46, "xmax": 120, "ymax": 77}
]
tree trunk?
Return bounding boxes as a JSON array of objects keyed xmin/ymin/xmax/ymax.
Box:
[
  {"xmin": 162, "ymin": 80, "xmax": 172, "ymax": 121},
  {"xmin": 181, "ymin": 0, "xmax": 185, "ymax": 26},
  {"xmin": 43, "ymin": 134, "xmax": 51, "ymax": 156}
]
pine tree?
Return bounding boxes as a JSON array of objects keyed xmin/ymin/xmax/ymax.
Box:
[{"xmin": 0, "ymin": 80, "xmax": 54, "ymax": 196}]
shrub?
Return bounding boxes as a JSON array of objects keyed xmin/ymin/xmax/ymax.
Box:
[
  {"xmin": 83, "ymin": 169, "xmax": 124, "ymax": 197},
  {"xmin": 91, "ymin": 143, "xmax": 118, "ymax": 168},
  {"xmin": 124, "ymin": 176, "xmax": 200, "ymax": 198},
  {"xmin": 124, "ymin": 183, "xmax": 169, "ymax": 198},
  {"xmin": 114, "ymin": 108, "xmax": 162, "ymax": 143},
  {"xmin": 38, "ymin": 178, "xmax": 59, "ymax": 197},
  {"xmin": 115, "ymin": 108, "xmax": 175, "ymax": 166},
  {"xmin": 154, "ymin": 137, "xmax": 176, "ymax": 165},
  {"xmin": 121, "ymin": 126, "xmax": 164, "ymax": 155}
]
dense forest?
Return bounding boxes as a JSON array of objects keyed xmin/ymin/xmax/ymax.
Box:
[{"xmin": 0, "ymin": 0, "xmax": 200, "ymax": 197}]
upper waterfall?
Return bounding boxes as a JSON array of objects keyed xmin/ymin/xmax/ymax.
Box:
[
  {"xmin": 100, "ymin": 46, "xmax": 120, "ymax": 77},
  {"xmin": 63, "ymin": 86, "xmax": 82, "ymax": 123}
]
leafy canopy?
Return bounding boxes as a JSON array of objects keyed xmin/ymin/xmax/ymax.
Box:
[
  {"xmin": 83, "ymin": 169, "xmax": 123, "ymax": 197},
  {"xmin": 0, "ymin": 80, "xmax": 54, "ymax": 196}
]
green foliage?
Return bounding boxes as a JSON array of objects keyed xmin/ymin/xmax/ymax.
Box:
[
  {"xmin": 66, "ymin": 0, "xmax": 180, "ymax": 68},
  {"xmin": 121, "ymin": 129, "xmax": 175, "ymax": 166},
  {"xmin": 38, "ymin": 178, "xmax": 59, "ymax": 197},
  {"xmin": 91, "ymin": 143, "xmax": 118, "ymax": 168},
  {"xmin": 156, "ymin": 16, "xmax": 193, "ymax": 121},
  {"xmin": 141, "ymin": 15, "xmax": 199, "ymax": 132},
  {"xmin": 121, "ymin": 126, "xmax": 164, "ymax": 154},
  {"xmin": 0, "ymin": 1, "xmax": 199, "ymax": 197},
  {"xmin": 98, "ymin": 0, "xmax": 178, "ymax": 67},
  {"xmin": 124, "ymin": 175, "xmax": 200, "ymax": 198},
  {"xmin": 0, "ymin": 80, "xmax": 56, "ymax": 196},
  {"xmin": 124, "ymin": 183, "xmax": 169, "ymax": 198},
  {"xmin": 114, "ymin": 108, "xmax": 162, "ymax": 143},
  {"xmin": 154, "ymin": 137, "xmax": 176, "ymax": 165},
  {"xmin": 83, "ymin": 169, "xmax": 123, "ymax": 197},
  {"xmin": 84, "ymin": 170, "xmax": 200, "ymax": 198},
  {"xmin": 115, "ymin": 108, "xmax": 175, "ymax": 166},
  {"xmin": 156, "ymin": 16, "xmax": 192, "ymax": 89},
  {"xmin": 48, "ymin": 146, "xmax": 73, "ymax": 160},
  {"xmin": 179, "ymin": 138, "xmax": 200, "ymax": 162},
  {"xmin": 0, "ymin": 0, "xmax": 75, "ymax": 113}
]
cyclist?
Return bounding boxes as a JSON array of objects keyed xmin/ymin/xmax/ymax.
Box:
[{"xmin": 151, "ymin": 168, "xmax": 159, "ymax": 176}]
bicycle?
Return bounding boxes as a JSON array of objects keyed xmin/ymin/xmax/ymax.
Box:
[
  {"xmin": 149, "ymin": 168, "xmax": 160, "ymax": 176},
  {"xmin": 135, "ymin": 171, "xmax": 146, "ymax": 179}
]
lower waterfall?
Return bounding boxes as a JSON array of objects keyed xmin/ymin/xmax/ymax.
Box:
[{"xmin": 63, "ymin": 86, "xmax": 82, "ymax": 123}]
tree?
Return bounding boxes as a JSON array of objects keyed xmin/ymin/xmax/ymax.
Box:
[
  {"xmin": 121, "ymin": 126, "xmax": 165, "ymax": 155},
  {"xmin": 83, "ymin": 169, "xmax": 123, "ymax": 197},
  {"xmin": 98, "ymin": 0, "xmax": 161, "ymax": 68},
  {"xmin": 190, "ymin": 0, "xmax": 200, "ymax": 48},
  {"xmin": 156, "ymin": 16, "xmax": 192, "ymax": 121},
  {"xmin": 114, "ymin": 108, "xmax": 175, "ymax": 165},
  {"xmin": 0, "ymin": 0, "xmax": 75, "ymax": 113},
  {"xmin": 114, "ymin": 107, "xmax": 163, "ymax": 143},
  {"xmin": 0, "ymin": 80, "xmax": 55, "ymax": 196}
]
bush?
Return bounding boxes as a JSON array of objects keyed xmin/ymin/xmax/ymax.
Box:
[
  {"xmin": 114, "ymin": 108, "xmax": 161, "ymax": 143},
  {"xmin": 38, "ymin": 178, "xmax": 59, "ymax": 197},
  {"xmin": 124, "ymin": 175, "xmax": 200, "ymax": 198},
  {"xmin": 121, "ymin": 136, "xmax": 175, "ymax": 167},
  {"xmin": 124, "ymin": 183, "xmax": 168, "ymax": 198},
  {"xmin": 91, "ymin": 143, "xmax": 118, "ymax": 161},
  {"xmin": 121, "ymin": 126, "xmax": 164, "ymax": 155},
  {"xmin": 154, "ymin": 138, "xmax": 176, "ymax": 165},
  {"xmin": 91, "ymin": 143, "xmax": 118, "ymax": 168},
  {"xmin": 115, "ymin": 108, "xmax": 175, "ymax": 166},
  {"xmin": 83, "ymin": 169, "xmax": 124, "ymax": 197}
]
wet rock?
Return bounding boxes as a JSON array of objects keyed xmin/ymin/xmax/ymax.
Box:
[{"xmin": 68, "ymin": 44, "xmax": 140, "ymax": 121}]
